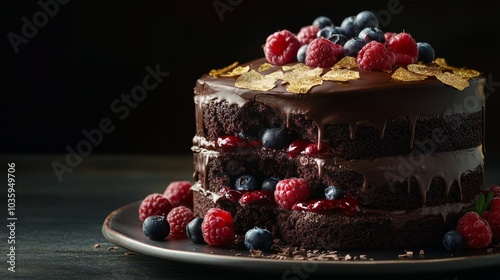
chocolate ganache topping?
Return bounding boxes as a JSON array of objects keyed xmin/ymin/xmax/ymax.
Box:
[{"xmin": 193, "ymin": 58, "xmax": 485, "ymax": 205}]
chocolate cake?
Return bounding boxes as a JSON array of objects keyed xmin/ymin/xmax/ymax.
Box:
[{"xmin": 191, "ymin": 14, "xmax": 486, "ymax": 251}]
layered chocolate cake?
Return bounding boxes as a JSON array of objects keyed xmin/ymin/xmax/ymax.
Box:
[{"xmin": 191, "ymin": 13, "xmax": 486, "ymax": 250}]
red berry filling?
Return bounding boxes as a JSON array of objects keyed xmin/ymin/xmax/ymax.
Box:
[
  {"xmin": 302, "ymin": 142, "xmax": 334, "ymax": 158},
  {"xmin": 286, "ymin": 139, "xmax": 312, "ymax": 159},
  {"xmin": 239, "ymin": 190, "xmax": 275, "ymax": 206},
  {"xmin": 215, "ymin": 135, "xmax": 248, "ymax": 152}
]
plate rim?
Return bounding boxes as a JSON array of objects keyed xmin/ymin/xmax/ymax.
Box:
[{"xmin": 102, "ymin": 201, "xmax": 500, "ymax": 275}]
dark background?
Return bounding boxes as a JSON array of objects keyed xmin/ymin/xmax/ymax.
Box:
[{"xmin": 2, "ymin": 0, "xmax": 499, "ymax": 163}]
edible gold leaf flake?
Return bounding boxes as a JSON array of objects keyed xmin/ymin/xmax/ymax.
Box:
[
  {"xmin": 433, "ymin": 57, "xmax": 480, "ymax": 79},
  {"xmin": 322, "ymin": 69, "xmax": 360, "ymax": 82},
  {"xmin": 220, "ymin": 65, "xmax": 250, "ymax": 77},
  {"xmin": 435, "ymin": 72, "xmax": 470, "ymax": 90},
  {"xmin": 282, "ymin": 63, "xmax": 310, "ymax": 72},
  {"xmin": 407, "ymin": 64, "xmax": 442, "ymax": 76},
  {"xmin": 453, "ymin": 68, "xmax": 481, "ymax": 79},
  {"xmin": 258, "ymin": 63, "xmax": 273, "ymax": 72},
  {"xmin": 333, "ymin": 56, "xmax": 358, "ymax": 69},
  {"xmin": 433, "ymin": 58, "xmax": 457, "ymax": 70},
  {"xmin": 235, "ymin": 69, "xmax": 280, "ymax": 91},
  {"xmin": 282, "ymin": 67, "xmax": 323, "ymax": 94},
  {"xmin": 267, "ymin": 70, "xmax": 284, "ymax": 80},
  {"xmin": 392, "ymin": 67, "xmax": 427, "ymax": 82},
  {"xmin": 209, "ymin": 61, "xmax": 239, "ymax": 77}
]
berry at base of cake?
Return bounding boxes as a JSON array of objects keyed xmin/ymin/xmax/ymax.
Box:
[{"xmin": 191, "ymin": 56, "xmax": 485, "ymax": 251}]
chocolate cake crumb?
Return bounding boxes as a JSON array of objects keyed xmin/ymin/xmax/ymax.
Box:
[{"xmin": 245, "ymin": 243, "xmax": 373, "ymax": 262}]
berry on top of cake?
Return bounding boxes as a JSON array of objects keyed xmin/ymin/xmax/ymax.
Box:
[{"xmin": 263, "ymin": 11, "xmax": 434, "ymax": 70}]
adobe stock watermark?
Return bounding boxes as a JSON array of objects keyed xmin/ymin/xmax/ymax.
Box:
[
  {"xmin": 51, "ymin": 64, "xmax": 170, "ymax": 182},
  {"xmin": 7, "ymin": 0, "xmax": 70, "ymax": 54},
  {"xmin": 213, "ymin": 0, "xmax": 243, "ymax": 22}
]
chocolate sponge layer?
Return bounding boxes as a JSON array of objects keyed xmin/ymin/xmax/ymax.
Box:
[{"xmin": 201, "ymin": 100, "xmax": 483, "ymax": 160}]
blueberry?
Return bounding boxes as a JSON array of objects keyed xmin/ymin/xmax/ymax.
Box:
[
  {"xmin": 317, "ymin": 26, "xmax": 346, "ymax": 39},
  {"xmin": 417, "ymin": 42, "xmax": 435, "ymax": 63},
  {"xmin": 261, "ymin": 127, "xmax": 292, "ymax": 149},
  {"xmin": 358, "ymin": 27, "xmax": 385, "ymax": 43},
  {"xmin": 317, "ymin": 26, "xmax": 347, "ymax": 46},
  {"xmin": 186, "ymin": 217, "xmax": 206, "ymax": 244},
  {"xmin": 261, "ymin": 177, "xmax": 280, "ymax": 192},
  {"xmin": 244, "ymin": 227, "xmax": 274, "ymax": 251},
  {"xmin": 442, "ymin": 230, "xmax": 464, "ymax": 251},
  {"xmin": 297, "ymin": 44, "xmax": 308, "ymax": 63},
  {"xmin": 325, "ymin": 185, "xmax": 343, "ymax": 200},
  {"xmin": 142, "ymin": 215, "xmax": 170, "ymax": 240},
  {"xmin": 354, "ymin": 10, "xmax": 379, "ymax": 33},
  {"xmin": 235, "ymin": 174, "xmax": 259, "ymax": 191},
  {"xmin": 343, "ymin": 37, "xmax": 366, "ymax": 57},
  {"xmin": 340, "ymin": 16, "xmax": 356, "ymax": 38},
  {"xmin": 312, "ymin": 16, "xmax": 333, "ymax": 29},
  {"xmin": 238, "ymin": 129, "xmax": 258, "ymax": 141}
]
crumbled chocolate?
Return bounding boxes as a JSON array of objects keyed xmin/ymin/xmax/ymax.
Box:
[{"xmin": 241, "ymin": 240, "xmax": 374, "ymax": 261}]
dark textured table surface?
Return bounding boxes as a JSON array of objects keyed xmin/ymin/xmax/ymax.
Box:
[{"xmin": 2, "ymin": 154, "xmax": 500, "ymax": 280}]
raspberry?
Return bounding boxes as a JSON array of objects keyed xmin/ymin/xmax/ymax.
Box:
[
  {"xmin": 201, "ymin": 208, "xmax": 235, "ymax": 246},
  {"xmin": 386, "ymin": 32, "xmax": 418, "ymax": 65},
  {"xmin": 305, "ymin": 37, "xmax": 343, "ymax": 68},
  {"xmin": 490, "ymin": 197, "xmax": 500, "ymax": 212},
  {"xmin": 482, "ymin": 210, "xmax": 500, "ymax": 242},
  {"xmin": 490, "ymin": 185, "xmax": 500, "ymax": 197},
  {"xmin": 163, "ymin": 180, "xmax": 193, "ymax": 208},
  {"xmin": 274, "ymin": 177, "xmax": 311, "ymax": 210},
  {"xmin": 166, "ymin": 206, "xmax": 195, "ymax": 235},
  {"xmin": 456, "ymin": 211, "xmax": 492, "ymax": 248},
  {"xmin": 384, "ymin": 32, "xmax": 396, "ymax": 43},
  {"xmin": 138, "ymin": 193, "xmax": 173, "ymax": 221},
  {"xmin": 264, "ymin": 30, "xmax": 301, "ymax": 66},
  {"xmin": 296, "ymin": 25, "xmax": 320, "ymax": 45},
  {"xmin": 357, "ymin": 41, "xmax": 396, "ymax": 71}
]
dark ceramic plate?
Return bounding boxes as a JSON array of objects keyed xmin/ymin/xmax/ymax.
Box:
[{"xmin": 102, "ymin": 201, "xmax": 500, "ymax": 275}]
